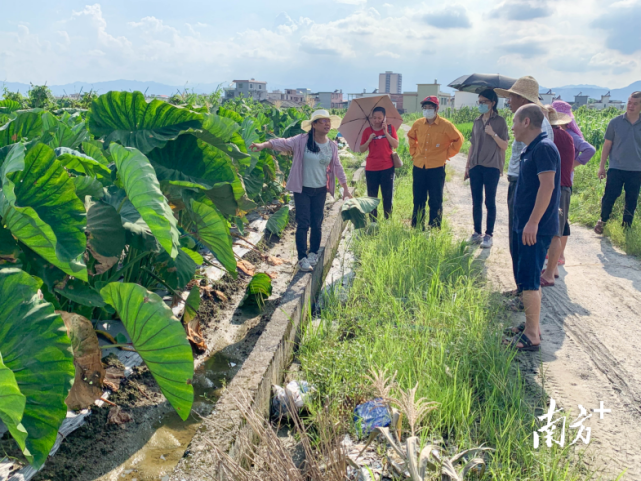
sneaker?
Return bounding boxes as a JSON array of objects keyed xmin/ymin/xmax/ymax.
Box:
[
  {"xmin": 298, "ymin": 257, "xmax": 314, "ymax": 272},
  {"xmin": 480, "ymin": 235, "xmax": 493, "ymax": 248},
  {"xmin": 468, "ymin": 233, "xmax": 483, "ymax": 245},
  {"xmin": 307, "ymin": 252, "xmax": 319, "ymax": 266},
  {"xmin": 594, "ymin": 220, "xmax": 604, "ymax": 234}
]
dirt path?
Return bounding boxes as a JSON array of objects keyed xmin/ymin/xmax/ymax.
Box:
[{"xmin": 443, "ymin": 153, "xmax": 641, "ymax": 479}]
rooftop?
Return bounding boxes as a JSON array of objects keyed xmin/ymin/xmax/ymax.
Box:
[{"xmin": 232, "ymin": 79, "xmax": 267, "ymax": 84}]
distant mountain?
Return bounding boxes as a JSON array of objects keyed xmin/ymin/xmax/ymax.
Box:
[
  {"xmin": 556, "ymin": 84, "xmax": 605, "ymax": 89},
  {"xmin": 1, "ymin": 79, "xmax": 226, "ymax": 97},
  {"xmin": 541, "ymin": 81, "xmax": 641, "ymax": 102}
]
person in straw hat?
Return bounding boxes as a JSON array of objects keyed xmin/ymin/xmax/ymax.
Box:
[
  {"xmin": 540, "ymin": 107, "xmax": 575, "ymax": 287},
  {"xmin": 250, "ymin": 109, "xmax": 352, "ymax": 273},
  {"xmin": 495, "ymin": 76, "xmax": 554, "ymax": 307},
  {"xmin": 504, "ymin": 104, "xmax": 561, "ymax": 351}
]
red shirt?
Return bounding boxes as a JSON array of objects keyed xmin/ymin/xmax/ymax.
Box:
[
  {"xmin": 361, "ymin": 125, "xmax": 398, "ymax": 171},
  {"xmin": 553, "ymin": 127, "xmax": 575, "ymax": 187}
]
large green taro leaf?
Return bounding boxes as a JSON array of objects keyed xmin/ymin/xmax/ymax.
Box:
[
  {"xmin": 148, "ymin": 134, "xmax": 245, "ymax": 215},
  {"xmin": 56, "ymin": 147, "xmax": 111, "ymax": 180},
  {"xmin": 0, "ymin": 268, "xmax": 75, "ymax": 467},
  {"xmin": 266, "ymin": 205, "xmax": 290, "ymax": 236},
  {"xmin": 0, "ymin": 143, "xmax": 87, "ymax": 280},
  {"xmin": 0, "ymin": 99, "xmax": 23, "ymax": 115},
  {"xmin": 191, "ymin": 114, "xmax": 249, "ymax": 161},
  {"xmin": 187, "ymin": 197, "xmax": 236, "ymax": 277},
  {"xmin": 85, "ymin": 198, "xmax": 127, "ymax": 258},
  {"xmin": 41, "ymin": 116, "xmax": 88, "ymax": 150},
  {"xmin": 155, "ymin": 247, "xmax": 203, "ymax": 290},
  {"xmin": 88, "ymin": 91, "xmax": 203, "ymax": 154},
  {"xmin": 148, "ymin": 134, "xmax": 239, "ymax": 189},
  {"xmin": 0, "ymin": 352, "xmax": 28, "ymax": 456},
  {"xmin": 100, "ymin": 282, "xmax": 194, "ymax": 420},
  {"xmin": 0, "ymin": 222, "xmax": 21, "ymax": 263},
  {"xmin": 103, "ymin": 187, "xmax": 160, "ymax": 252},
  {"xmin": 0, "ymin": 112, "xmax": 43, "ymax": 148},
  {"xmin": 110, "ymin": 143, "xmax": 180, "ymax": 258}
]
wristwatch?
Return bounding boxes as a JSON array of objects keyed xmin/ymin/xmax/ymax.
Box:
[{"xmin": 494, "ymin": 133, "xmax": 498, "ymax": 137}]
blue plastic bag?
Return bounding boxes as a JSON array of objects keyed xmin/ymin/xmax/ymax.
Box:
[{"xmin": 353, "ymin": 398, "xmax": 391, "ymax": 436}]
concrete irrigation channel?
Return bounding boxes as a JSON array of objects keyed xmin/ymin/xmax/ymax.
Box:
[{"xmin": 0, "ymin": 193, "xmax": 351, "ymax": 481}]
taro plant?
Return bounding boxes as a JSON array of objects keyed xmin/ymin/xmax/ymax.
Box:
[{"xmin": 0, "ymin": 90, "xmax": 310, "ymax": 468}]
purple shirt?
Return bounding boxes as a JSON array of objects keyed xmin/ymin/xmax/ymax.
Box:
[
  {"xmin": 269, "ymin": 133, "xmax": 347, "ymax": 196},
  {"xmin": 567, "ymin": 129, "xmax": 596, "ymax": 166}
]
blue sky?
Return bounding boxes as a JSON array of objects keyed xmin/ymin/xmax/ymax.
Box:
[{"xmin": 1, "ymin": 0, "xmax": 640, "ymax": 92}]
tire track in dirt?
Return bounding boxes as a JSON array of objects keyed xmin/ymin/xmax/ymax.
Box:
[{"xmin": 443, "ymin": 152, "xmax": 641, "ymax": 480}]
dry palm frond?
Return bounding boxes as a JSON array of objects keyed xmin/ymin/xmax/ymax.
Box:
[
  {"xmin": 203, "ymin": 391, "xmax": 347, "ymax": 481},
  {"xmin": 388, "ymin": 383, "xmax": 439, "ymax": 437},
  {"xmin": 364, "ymin": 367, "xmax": 397, "ymax": 400},
  {"xmin": 424, "ymin": 445, "xmax": 494, "ymax": 481},
  {"xmin": 272, "ymin": 100, "xmax": 283, "ymax": 109}
]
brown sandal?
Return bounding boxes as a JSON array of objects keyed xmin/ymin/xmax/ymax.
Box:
[
  {"xmin": 594, "ymin": 220, "xmax": 604, "ymax": 234},
  {"xmin": 540, "ymin": 276, "xmax": 555, "ymax": 287}
]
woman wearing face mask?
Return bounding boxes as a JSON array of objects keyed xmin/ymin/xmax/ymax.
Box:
[
  {"xmin": 407, "ymin": 96, "xmax": 464, "ymax": 229},
  {"xmin": 359, "ymin": 106, "xmax": 399, "ymax": 219},
  {"xmin": 250, "ymin": 110, "xmax": 352, "ymax": 273},
  {"xmin": 464, "ymin": 89, "xmax": 509, "ymax": 248}
]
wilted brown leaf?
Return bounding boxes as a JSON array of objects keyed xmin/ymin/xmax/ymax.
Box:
[
  {"xmin": 237, "ymin": 259, "xmax": 255, "ymax": 276},
  {"xmin": 266, "ymin": 271, "xmax": 278, "ymax": 280},
  {"xmin": 59, "ymin": 311, "xmax": 106, "ymax": 410},
  {"xmin": 185, "ymin": 319, "xmax": 207, "ymax": 352},
  {"xmin": 266, "ymin": 255, "xmax": 286, "ymax": 266},
  {"xmin": 88, "ymin": 245, "xmax": 119, "ymax": 275},
  {"xmin": 214, "ymin": 290, "xmax": 229, "ymax": 302},
  {"xmin": 103, "ymin": 367, "xmax": 125, "ymax": 392},
  {"xmin": 107, "ymin": 405, "xmax": 132, "ymax": 426}
]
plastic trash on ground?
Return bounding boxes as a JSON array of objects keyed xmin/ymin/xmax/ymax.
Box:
[
  {"xmin": 271, "ymin": 380, "xmax": 314, "ymax": 418},
  {"xmin": 353, "ymin": 398, "xmax": 391, "ymax": 436}
]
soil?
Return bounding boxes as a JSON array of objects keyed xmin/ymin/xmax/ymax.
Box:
[
  {"xmin": 444, "ymin": 152, "xmax": 641, "ymax": 479},
  {"xmin": 0, "ymin": 215, "xmax": 302, "ymax": 481}
]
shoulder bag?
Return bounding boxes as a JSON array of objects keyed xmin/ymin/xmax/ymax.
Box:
[{"xmin": 388, "ymin": 125, "xmax": 403, "ymax": 168}]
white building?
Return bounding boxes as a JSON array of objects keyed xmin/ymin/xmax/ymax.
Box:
[
  {"xmin": 378, "ymin": 71, "xmax": 402, "ymax": 94},
  {"xmin": 453, "ymin": 91, "xmax": 507, "ymax": 110},
  {"xmin": 590, "ymin": 92, "xmax": 625, "ymax": 111},
  {"xmin": 540, "ymin": 89, "xmax": 556, "ymax": 106}
]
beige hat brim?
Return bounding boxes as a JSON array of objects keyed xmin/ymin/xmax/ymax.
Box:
[
  {"xmin": 495, "ymin": 88, "xmax": 543, "ymax": 106},
  {"xmin": 549, "ymin": 112, "xmax": 572, "ymax": 126},
  {"xmin": 301, "ymin": 115, "xmax": 342, "ymax": 132}
]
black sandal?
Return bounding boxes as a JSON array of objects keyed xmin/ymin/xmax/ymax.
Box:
[
  {"xmin": 507, "ymin": 323, "xmax": 543, "ymax": 340},
  {"xmin": 504, "ymin": 332, "xmax": 540, "ymax": 352}
]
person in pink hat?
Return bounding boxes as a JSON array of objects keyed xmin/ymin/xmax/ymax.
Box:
[{"xmin": 550, "ymin": 100, "xmax": 595, "ymax": 266}]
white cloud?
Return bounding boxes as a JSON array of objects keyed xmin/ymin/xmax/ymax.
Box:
[
  {"xmin": 1, "ymin": 0, "xmax": 640, "ymax": 92},
  {"xmin": 376, "ymin": 51, "xmax": 400, "ymax": 58}
]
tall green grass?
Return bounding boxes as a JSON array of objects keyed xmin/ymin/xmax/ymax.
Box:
[{"xmin": 298, "ymin": 176, "xmax": 593, "ymax": 480}]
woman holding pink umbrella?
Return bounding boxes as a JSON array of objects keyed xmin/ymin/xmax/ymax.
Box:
[{"xmin": 359, "ymin": 106, "xmax": 399, "ymax": 219}]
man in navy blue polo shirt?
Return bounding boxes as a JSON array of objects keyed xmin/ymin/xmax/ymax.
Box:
[{"xmin": 506, "ymin": 104, "xmax": 561, "ymax": 352}]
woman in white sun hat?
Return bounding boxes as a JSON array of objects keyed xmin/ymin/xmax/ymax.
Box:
[{"xmin": 250, "ymin": 109, "xmax": 352, "ymax": 273}]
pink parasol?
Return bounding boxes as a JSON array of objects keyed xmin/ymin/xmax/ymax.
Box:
[{"xmin": 338, "ymin": 95, "xmax": 403, "ymax": 152}]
